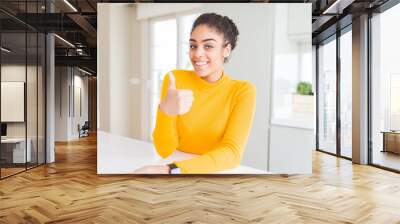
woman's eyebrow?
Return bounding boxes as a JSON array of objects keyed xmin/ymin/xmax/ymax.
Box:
[{"xmin": 189, "ymin": 38, "xmax": 217, "ymax": 42}]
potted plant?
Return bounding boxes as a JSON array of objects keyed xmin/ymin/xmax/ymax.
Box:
[{"xmin": 292, "ymin": 82, "xmax": 314, "ymax": 113}]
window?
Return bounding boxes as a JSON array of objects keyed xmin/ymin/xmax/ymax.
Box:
[
  {"xmin": 340, "ymin": 29, "xmax": 352, "ymax": 158},
  {"xmin": 271, "ymin": 4, "xmax": 313, "ymax": 129},
  {"xmin": 371, "ymin": 3, "xmax": 400, "ymax": 171},
  {"xmin": 390, "ymin": 74, "xmax": 400, "ymax": 130},
  {"xmin": 316, "ymin": 27, "xmax": 353, "ymax": 159},
  {"xmin": 317, "ymin": 37, "xmax": 337, "ymax": 155},
  {"xmin": 149, "ymin": 13, "xmax": 199, "ymax": 138}
]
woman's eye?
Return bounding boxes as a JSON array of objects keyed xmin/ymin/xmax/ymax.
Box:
[
  {"xmin": 190, "ymin": 45, "xmax": 197, "ymax": 49},
  {"xmin": 205, "ymin": 45, "xmax": 214, "ymax": 49}
]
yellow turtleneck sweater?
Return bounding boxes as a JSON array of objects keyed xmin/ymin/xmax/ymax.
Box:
[{"xmin": 152, "ymin": 70, "xmax": 256, "ymax": 174}]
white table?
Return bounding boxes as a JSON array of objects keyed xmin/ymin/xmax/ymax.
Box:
[
  {"xmin": 97, "ymin": 131, "xmax": 268, "ymax": 174},
  {"xmin": 1, "ymin": 137, "xmax": 31, "ymax": 163}
]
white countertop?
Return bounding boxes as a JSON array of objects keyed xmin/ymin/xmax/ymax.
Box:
[
  {"xmin": 271, "ymin": 112, "xmax": 314, "ymax": 130},
  {"xmin": 97, "ymin": 131, "xmax": 268, "ymax": 174},
  {"xmin": 1, "ymin": 137, "xmax": 30, "ymax": 143}
]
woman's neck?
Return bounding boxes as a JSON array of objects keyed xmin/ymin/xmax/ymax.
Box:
[{"xmin": 203, "ymin": 69, "xmax": 223, "ymax": 83}]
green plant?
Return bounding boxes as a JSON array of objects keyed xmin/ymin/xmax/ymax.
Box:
[{"xmin": 296, "ymin": 82, "xmax": 314, "ymax": 95}]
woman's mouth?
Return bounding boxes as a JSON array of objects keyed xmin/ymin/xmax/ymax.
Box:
[{"xmin": 194, "ymin": 61, "xmax": 209, "ymax": 68}]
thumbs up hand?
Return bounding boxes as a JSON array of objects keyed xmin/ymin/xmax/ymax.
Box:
[{"xmin": 159, "ymin": 72, "xmax": 194, "ymax": 116}]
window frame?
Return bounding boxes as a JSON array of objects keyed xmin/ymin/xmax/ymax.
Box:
[
  {"xmin": 368, "ymin": 1, "xmax": 400, "ymax": 173},
  {"xmin": 315, "ymin": 24, "xmax": 353, "ymax": 161}
]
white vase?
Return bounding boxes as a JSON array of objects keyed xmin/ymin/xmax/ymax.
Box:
[{"xmin": 292, "ymin": 94, "xmax": 314, "ymax": 113}]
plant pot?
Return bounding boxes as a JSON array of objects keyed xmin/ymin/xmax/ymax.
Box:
[{"xmin": 292, "ymin": 94, "xmax": 314, "ymax": 113}]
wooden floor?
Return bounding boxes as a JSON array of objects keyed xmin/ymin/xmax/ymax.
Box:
[
  {"xmin": 1, "ymin": 163, "xmax": 45, "ymax": 178},
  {"xmin": 0, "ymin": 167, "xmax": 26, "ymax": 178},
  {"xmin": 1, "ymin": 135, "xmax": 400, "ymax": 223},
  {"xmin": 373, "ymin": 150, "xmax": 400, "ymax": 171}
]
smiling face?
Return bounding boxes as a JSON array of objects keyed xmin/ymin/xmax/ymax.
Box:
[{"xmin": 189, "ymin": 25, "xmax": 231, "ymax": 82}]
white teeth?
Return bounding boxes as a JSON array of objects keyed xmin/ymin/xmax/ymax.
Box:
[{"xmin": 195, "ymin": 61, "xmax": 208, "ymax": 66}]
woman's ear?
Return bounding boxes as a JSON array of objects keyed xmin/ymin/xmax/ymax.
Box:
[{"xmin": 223, "ymin": 43, "xmax": 232, "ymax": 58}]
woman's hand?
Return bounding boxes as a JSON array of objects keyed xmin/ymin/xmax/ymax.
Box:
[
  {"xmin": 159, "ymin": 72, "xmax": 194, "ymax": 115},
  {"xmin": 133, "ymin": 165, "xmax": 170, "ymax": 174}
]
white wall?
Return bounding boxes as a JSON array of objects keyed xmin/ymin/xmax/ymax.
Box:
[
  {"xmin": 55, "ymin": 67, "xmax": 89, "ymax": 141},
  {"xmin": 55, "ymin": 67, "xmax": 69, "ymax": 141},
  {"xmin": 71, "ymin": 74, "xmax": 89, "ymax": 138},
  {"xmin": 98, "ymin": 4, "xmax": 143, "ymax": 139},
  {"xmin": 269, "ymin": 125, "xmax": 313, "ymax": 173}
]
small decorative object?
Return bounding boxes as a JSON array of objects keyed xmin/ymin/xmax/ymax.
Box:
[
  {"xmin": 292, "ymin": 82, "xmax": 314, "ymax": 113},
  {"xmin": 296, "ymin": 82, "xmax": 314, "ymax": 96}
]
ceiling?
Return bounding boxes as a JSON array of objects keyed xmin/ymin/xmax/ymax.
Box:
[
  {"xmin": 1, "ymin": 0, "xmax": 98, "ymax": 74},
  {"xmin": 310, "ymin": 0, "xmax": 391, "ymax": 44},
  {"xmin": 0, "ymin": 0, "xmax": 396, "ymax": 74}
]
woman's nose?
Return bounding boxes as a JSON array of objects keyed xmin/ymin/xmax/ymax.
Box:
[{"xmin": 193, "ymin": 47, "xmax": 205, "ymax": 57}]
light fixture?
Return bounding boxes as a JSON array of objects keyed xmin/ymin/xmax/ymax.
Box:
[
  {"xmin": 322, "ymin": 0, "xmax": 354, "ymax": 15},
  {"xmin": 1, "ymin": 47, "xmax": 11, "ymax": 53},
  {"xmin": 78, "ymin": 67, "xmax": 93, "ymax": 76},
  {"xmin": 54, "ymin": 34, "xmax": 75, "ymax": 48},
  {"xmin": 63, "ymin": 0, "xmax": 78, "ymax": 12},
  {"xmin": 76, "ymin": 48, "xmax": 85, "ymax": 55}
]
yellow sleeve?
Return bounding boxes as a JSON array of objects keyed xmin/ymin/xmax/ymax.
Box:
[
  {"xmin": 152, "ymin": 73, "xmax": 179, "ymax": 158},
  {"xmin": 174, "ymin": 83, "xmax": 257, "ymax": 173}
]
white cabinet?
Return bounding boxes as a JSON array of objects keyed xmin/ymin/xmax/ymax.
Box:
[
  {"xmin": 1, "ymin": 82, "xmax": 25, "ymax": 122},
  {"xmin": 1, "ymin": 138, "xmax": 32, "ymax": 163}
]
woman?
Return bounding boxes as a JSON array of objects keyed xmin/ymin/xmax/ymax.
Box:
[{"xmin": 134, "ymin": 13, "xmax": 256, "ymax": 174}]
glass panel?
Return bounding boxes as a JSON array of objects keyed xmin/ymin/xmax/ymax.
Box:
[
  {"xmin": 38, "ymin": 33, "xmax": 45, "ymax": 164},
  {"xmin": 318, "ymin": 37, "xmax": 337, "ymax": 154},
  {"xmin": 27, "ymin": 31, "xmax": 38, "ymax": 169},
  {"xmin": 1, "ymin": 30, "xmax": 27, "ymax": 177},
  {"xmin": 340, "ymin": 30, "xmax": 352, "ymax": 158},
  {"xmin": 371, "ymin": 4, "xmax": 400, "ymax": 171},
  {"xmin": 0, "ymin": 1, "xmax": 46, "ymax": 178},
  {"xmin": 26, "ymin": 0, "xmax": 38, "ymax": 169}
]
